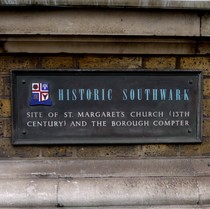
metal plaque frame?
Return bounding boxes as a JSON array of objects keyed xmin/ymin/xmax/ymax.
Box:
[{"xmin": 12, "ymin": 70, "xmax": 202, "ymax": 145}]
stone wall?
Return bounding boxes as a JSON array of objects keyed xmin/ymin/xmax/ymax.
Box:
[
  {"xmin": 1, "ymin": 2, "xmax": 210, "ymax": 207},
  {"xmin": 1, "ymin": 55, "xmax": 210, "ymax": 159}
]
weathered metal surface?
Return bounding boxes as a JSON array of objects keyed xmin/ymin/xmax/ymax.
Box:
[{"xmin": 12, "ymin": 70, "xmax": 202, "ymax": 145}]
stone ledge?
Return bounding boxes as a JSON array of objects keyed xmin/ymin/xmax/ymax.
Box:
[
  {"xmin": 63, "ymin": 206, "xmax": 210, "ymax": 209},
  {"xmin": 0, "ymin": 158, "xmax": 209, "ymax": 207},
  {"xmin": 0, "ymin": 10, "xmax": 200, "ymax": 36},
  {"xmin": 0, "ymin": 177, "xmax": 209, "ymax": 207},
  {"xmin": 3, "ymin": 206, "xmax": 210, "ymax": 209},
  {"xmin": 0, "ymin": 158, "xmax": 209, "ymax": 179},
  {"xmin": 58, "ymin": 177, "xmax": 198, "ymax": 206},
  {"xmin": 0, "ymin": 0, "xmax": 210, "ymax": 10},
  {"xmin": 0, "ymin": 36, "xmax": 201, "ymax": 54},
  {"xmin": 0, "ymin": 179, "xmax": 57, "ymax": 207}
]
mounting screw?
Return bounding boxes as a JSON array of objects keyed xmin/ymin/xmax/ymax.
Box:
[
  {"xmin": 22, "ymin": 130, "xmax": 26, "ymax": 135},
  {"xmin": 189, "ymin": 80, "xmax": 193, "ymax": 85},
  {"xmin": 22, "ymin": 80, "xmax": 26, "ymax": 84},
  {"xmin": 188, "ymin": 129, "xmax": 192, "ymax": 133}
]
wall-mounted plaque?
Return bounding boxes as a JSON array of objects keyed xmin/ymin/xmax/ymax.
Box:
[{"xmin": 12, "ymin": 70, "xmax": 202, "ymax": 145}]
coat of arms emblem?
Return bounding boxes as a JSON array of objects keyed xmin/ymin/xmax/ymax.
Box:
[{"xmin": 30, "ymin": 83, "xmax": 52, "ymax": 106}]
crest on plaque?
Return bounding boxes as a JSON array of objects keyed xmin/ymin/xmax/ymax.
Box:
[{"xmin": 30, "ymin": 83, "xmax": 52, "ymax": 106}]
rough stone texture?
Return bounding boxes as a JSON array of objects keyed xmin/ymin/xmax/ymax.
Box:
[
  {"xmin": 198, "ymin": 43, "xmax": 210, "ymax": 55},
  {"xmin": 0, "ymin": 99, "xmax": 11, "ymax": 117},
  {"xmin": 4, "ymin": 37, "xmax": 197, "ymax": 54},
  {"xmin": 1, "ymin": 0, "xmax": 210, "ymax": 10},
  {"xmin": 201, "ymin": 14, "xmax": 210, "ymax": 37},
  {"xmin": 180, "ymin": 138, "xmax": 210, "ymax": 157},
  {"xmin": 179, "ymin": 138, "xmax": 210, "ymax": 156},
  {"xmin": 2, "ymin": 118, "xmax": 11, "ymax": 138},
  {"xmin": 203, "ymin": 120, "xmax": 210, "ymax": 137},
  {"xmin": 179, "ymin": 57, "xmax": 210, "ymax": 75},
  {"xmin": 0, "ymin": 138, "xmax": 41, "ymax": 158},
  {"xmin": 179, "ymin": 144, "xmax": 201, "ymax": 156},
  {"xmin": 0, "ymin": 158, "xmax": 199, "ymax": 179},
  {"xmin": 0, "ymin": 159, "xmax": 208, "ymax": 207},
  {"xmin": 79, "ymin": 56, "xmax": 142, "ymax": 69},
  {"xmin": 0, "ymin": 76, "xmax": 3, "ymax": 95},
  {"xmin": 199, "ymin": 139, "xmax": 210, "ymax": 156},
  {"xmin": 41, "ymin": 56, "xmax": 74, "ymax": 69},
  {"xmin": 0, "ymin": 10, "xmax": 200, "ymax": 36},
  {"xmin": 197, "ymin": 177, "xmax": 210, "ymax": 204},
  {"xmin": 0, "ymin": 55, "xmax": 38, "ymax": 73},
  {"xmin": 0, "ymin": 119, "xmax": 3, "ymax": 137},
  {"xmin": 142, "ymin": 144, "xmax": 178, "ymax": 157},
  {"xmin": 144, "ymin": 57, "xmax": 176, "ymax": 69},
  {"xmin": 3, "ymin": 75, "xmax": 10, "ymax": 96},
  {"xmin": 41, "ymin": 146, "xmax": 74, "ymax": 157},
  {"xmin": 2, "ymin": 206, "xmax": 209, "ymax": 209},
  {"xmin": 76, "ymin": 145, "xmax": 141, "ymax": 158},
  {"xmin": 0, "ymin": 179, "xmax": 57, "ymax": 207},
  {"xmin": 204, "ymin": 99, "xmax": 210, "ymax": 117},
  {"xmin": 48, "ymin": 206, "xmax": 210, "ymax": 209},
  {"xmin": 204, "ymin": 78, "xmax": 210, "ymax": 96},
  {"xmin": 58, "ymin": 177, "xmax": 198, "ymax": 206}
]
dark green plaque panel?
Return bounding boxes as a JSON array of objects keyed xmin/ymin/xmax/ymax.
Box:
[{"xmin": 12, "ymin": 70, "xmax": 202, "ymax": 145}]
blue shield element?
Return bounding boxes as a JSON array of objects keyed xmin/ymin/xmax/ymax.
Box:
[{"xmin": 30, "ymin": 83, "xmax": 52, "ymax": 106}]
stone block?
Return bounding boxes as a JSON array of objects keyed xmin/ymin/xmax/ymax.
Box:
[
  {"xmin": 203, "ymin": 120, "xmax": 210, "ymax": 137},
  {"xmin": 180, "ymin": 57, "xmax": 210, "ymax": 75},
  {"xmin": 42, "ymin": 56, "xmax": 74, "ymax": 69},
  {"xmin": 144, "ymin": 57, "xmax": 176, "ymax": 69},
  {"xmin": 76, "ymin": 145, "xmax": 141, "ymax": 158},
  {"xmin": 198, "ymin": 43, "xmax": 210, "ymax": 55},
  {"xmin": 3, "ymin": 118, "xmax": 11, "ymax": 138},
  {"xmin": 204, "ymin": 99, "xmax": 210, "ymax": 117},
  {"xmin": 179, "ymin": 144, "xmax": 201, "ymax": 156},
  {"xmin": 192, "ymin": 158, "xmax": 210, "ymax": 177},
  {"xmin": 0, "ymin": 158, "xmax": 197, "ymax": 179},
  {"xmin": 41, "ymin": 146, "xmax": 74, "ymax": 157},
  {"xmin": 13, "ymin": 146, "xmax": 41, "ymax": 158},
  {"xmin": 180, "ymin": 139, "xmax": 210, "ymax": 157},
  {"xmin": 0, "ymin": 139, "xmax": 41, "ymax": 158},
  {"xmin": 199, "ymin": 139, "xmax": 210, "ymax": 156},
  {"xmin": 0, "ymin": 118, "xmax": 12, "ymax": 138},
  {"xmin": 201, "ymin": 14, "xmax": 210, "ymax": 37},
  {"xmin": 0, "ymin": 159, "xmax": 208, "ymax": 207},
  {"xmin": 0, "ymin": 119, "xmax": 3, "ymax": 137},
  {"xmin": 0, "ymin": 77, "xmax": 3, "ymax": 96},
  {"xmin": 0, "ymin": 179, "xmax": 57, "ymax": 207},
  {"xmin": 204, "ymin": 78, "xmax": 210, "ymax": 96},
  {"xmin": 142, "ymin": 144, "xmax": 178, "ymax": 157},
  {"xmin": 58, "ymin": 177, "xmax": 198, "ymax": 206},
  {"xmin": 79, "ymin": 56, "xmax": 142, "ymax": 69},
  {"xmin": 197, "ymin": 177, "xmax": 210, "ymax": 204},
  {"xmin": 0, "ymin": 139, "xmax": 13, "ymax": 158},
  {"xmin": 60, "ymin": 206, "xmax": 210, "ymax": 209},
  {"xmin": 0, "ymin": 56, "xmax": 38, "ymax": 74},
  {"xmin": 3, "ymin": 76, "xmax": 11, "ymax": 96},
  {"xmin": 5, "ymin": 37, "xmax": 196, "ymax": 54},
  {"xmin": 0, "ymin": 99, "xmax": 11, "ymax": 117},
  {"xmin": 0, "ymin": 10, "xmax": 200, "ymax": 36},
  {"xmin": 0, "ymin": 75, "xmax": 10, "ymax": 97}
]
